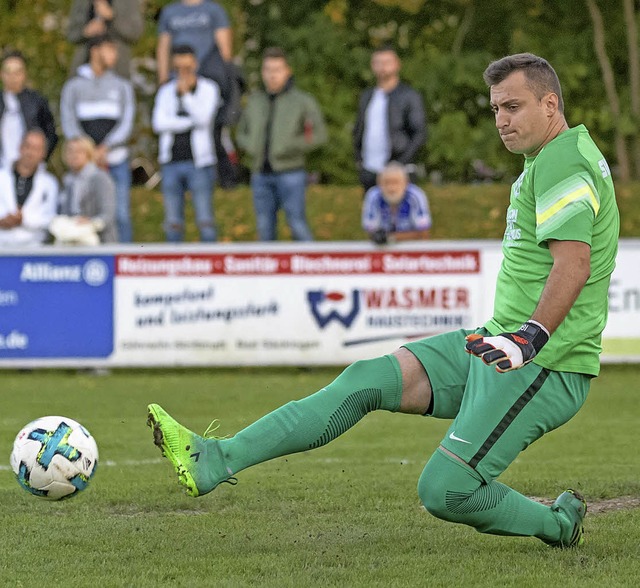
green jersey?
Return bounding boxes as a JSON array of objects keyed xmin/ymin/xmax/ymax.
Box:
[{"xmin": 485, "ymin": 125, "xmax": 619, "ymax": 376}]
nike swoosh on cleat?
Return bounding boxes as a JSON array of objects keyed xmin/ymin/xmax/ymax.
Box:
[{"xmin": 449, "ymin": 432, "xmax": 472, "ymax": 444}]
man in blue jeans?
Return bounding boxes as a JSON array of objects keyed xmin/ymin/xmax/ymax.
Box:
[
  {"xmin": 152, "ymin": 45, "xmax": 220, "ymax": 242},
  {"xmin": 236, "ymin": 47, "xmax": 327, "ymax": 241}
]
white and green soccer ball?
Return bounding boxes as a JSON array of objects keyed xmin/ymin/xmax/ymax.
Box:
[{"xmin": 10, "ymin": 416, "xmax": 99, "ymax": 500}]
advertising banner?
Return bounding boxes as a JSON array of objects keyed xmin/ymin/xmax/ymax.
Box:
[
  {"xmin": 0, "ymin": 240, "xmax": 638, "ymax": 367},
  {"xmin": 0, "ymin": 255, "xmax": 114, "ymax": 360},
  {"xmin": 112, "ymin": 248, "xmax": 484, "ymax": 365},
  {"xmin": 601, "ymin": 246, "xmax": 640, "ymax": 359}
]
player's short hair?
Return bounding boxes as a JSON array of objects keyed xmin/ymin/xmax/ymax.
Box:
[
  {"xmin": 483, "ymin": 53, "xmax": 564, "ymax": 113},
  {"xmin": 1, "ymin": 49, "xmax": 26, "ymax": 67},
  {"xmin": 22, "ymin": 127, "xmax": 47, "ymax": 148},
  {"xmin": 171, "ymin": 44, "xmax": 196, "ymax": 57},
  {"xmin": 262, "ymin": 47, "xmax": 288, "ymax": 63},
  {"xmin": 378, "ymin": 161, "xmax": 409, "ymax": 181},
  {"xmin": 372, "ymin": 44, "xmax": 398, "ymax": 56},
  {"xmin": 65, "ymin": 136, "xmax": 96, "ymax": 161},
  {"xmin": 87, "ymin": 33, "xmax": 116, "ymax": 51}
]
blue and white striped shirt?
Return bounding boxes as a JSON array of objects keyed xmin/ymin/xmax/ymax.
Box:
[{"xmin": 362, "ymin": 183, "xmax": 432, "ymax": 233}]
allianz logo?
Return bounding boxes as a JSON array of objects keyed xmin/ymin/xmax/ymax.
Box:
[{"xmin": 19, "ymin": 259, "xmax": 109, "ymax": 287}]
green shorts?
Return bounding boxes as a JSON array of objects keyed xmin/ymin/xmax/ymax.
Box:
[{"xmin": 403, "ymin": 329, "xmax": 591, "ymax": 482}]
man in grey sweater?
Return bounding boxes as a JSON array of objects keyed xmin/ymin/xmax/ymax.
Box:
[{"xmin": 60, "ymin": 34, "xmax": 135, "ymax": 242}]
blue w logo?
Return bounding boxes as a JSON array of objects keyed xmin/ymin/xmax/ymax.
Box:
[
  {"xmin": 29, "ymin": 422, "xmax": 81, "ymax": 469},
  {"xmin": 307, "ymin": 290, "xmax": 360, "ymax": 329}
]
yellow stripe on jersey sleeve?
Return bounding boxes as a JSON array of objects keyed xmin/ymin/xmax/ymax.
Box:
[{"xmin": 536, "ymin": 183, "xmax": 600, "ymax": 226}]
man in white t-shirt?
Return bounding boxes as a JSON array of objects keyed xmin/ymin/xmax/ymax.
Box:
[{"xmin": 353, "ymin": 46, "xmax": 426, "ymax": 194}]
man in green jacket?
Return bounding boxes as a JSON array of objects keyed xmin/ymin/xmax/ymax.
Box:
[{"xmin": 236, "ymin": 47, "xmax": 327, "ymax": 241}]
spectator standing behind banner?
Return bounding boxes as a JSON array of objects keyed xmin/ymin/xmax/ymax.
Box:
[
  {"xmin": 236, "ymin": 47, "xmax": 327, "ymax": 242},
  {"xmin": 353, "ymin": 45, "xmax": 426, "ymax": 194},
  {"xmin": 152, "ymin": 45, "xmax": 220, "ymax": 242},
  {"xmin": 362, "ymin": 161, "xmax": 431, "ymax": 244},
  {"xmin": 0, "ymin": 129, "xmax": 58, "ymax": 247},
  {"xmin": 52, "ymin": 137, "xmax": 117, "ymax": 245},
  {"xmin": 66, "ymin": 0, "xmax": 144, "ymax": 80},
  {"xmin": 156, "ymin": 0, "xmax": 240, "ymax": 188},
  {"xmin": 0, "ymin": 51, "xmax": 58, "ymax": 169},
  {"xmin": 60, "ymin": 34, "xmax": 135, "ymax": 243}
]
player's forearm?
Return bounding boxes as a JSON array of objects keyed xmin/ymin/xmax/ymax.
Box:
[
  {"xmin": 156, "ymin": 34, "xmax": 171, "ymax": 84},
  {"xmin": 215, "ymin": 28, "xmax": 233, "ymax": 62},
  {"xmin": 530, "ymin": 240, "xmax": 591, "ymax": 334}
]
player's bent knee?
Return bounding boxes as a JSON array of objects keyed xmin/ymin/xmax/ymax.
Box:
[
  {"xmin": 328, "ymin": 356, "xmax": 402, "ymax": 412},
  {"xmin": 417, "ymin": 456, "xmax": 453, "ymax": 521},
  {"xmin": 417, "ymin": 449, "xmax": 482, "ymax": 524},
  {"xmin": 340, "ymin": 357, "xmax": 385, "ymax": 380}
]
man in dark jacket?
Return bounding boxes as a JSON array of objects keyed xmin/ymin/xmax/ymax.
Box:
[
  {"xmin": 0, "ymin": 51, "xmax": 58, "ymax": 168},
  {"xmin": 353, "ymin": 46, "xmax": 426, "ymax": 193},
  {"xmin": 236, "ymin": 47, "xmax": 327, "ymax": 241}
]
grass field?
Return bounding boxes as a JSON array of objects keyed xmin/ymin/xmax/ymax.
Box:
[{"xmin": 1, "ymin": 365, "xmax": 639, "ymax": 587}]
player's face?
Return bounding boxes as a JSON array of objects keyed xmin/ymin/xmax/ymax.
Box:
[
  {"xmin": 19, "ymin": 132, "xmax": 46, "ymax": 171},
  {"xmin": 261, "ymin": 57, "xmax": 291, "ymax": 94},
  {"xmin": 490, "ymin": 70, "xmax": 556, "ymax": 157},
  {"xmin": 64, "ymin": 141, "xmax": 91, "ymax": 173},
  {"xmin": 380, "ymin": 171, "xmax": 408, "ymax": 205},
  {"xmin": 1, "ymin": 57, "xmax": 27, "ymax": 94},
  {"xmin": 371, "ymin": 51, "xmax": 400, "ymax": 83},
  {"xmin": 173, "ymin": 53, "xmax": 198, "ymax": 79},
  {"xmin": 99, "ymin": 42, "xmax": 118, "ymax": 70}
]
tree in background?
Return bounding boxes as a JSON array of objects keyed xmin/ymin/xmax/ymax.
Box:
[{"xmin": 1, "ymin": 0, "xmax": 640, "ymax": 183}]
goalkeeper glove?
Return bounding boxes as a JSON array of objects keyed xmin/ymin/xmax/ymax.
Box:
[{"xmin": 465, "ymin": 320, "xmax": 550, "ymax": 373}]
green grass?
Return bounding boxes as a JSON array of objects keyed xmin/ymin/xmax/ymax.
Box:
[
  {"xmin": 602, "ymin": 338, "xmax": 640, "ymax": 356},
  {"xmin": 1, "ymin": 365, "xmax": 639, "ymax": 587},
  {"xmin": 130, "ymin": 181, "xmax": 640, "ymax": 243}
]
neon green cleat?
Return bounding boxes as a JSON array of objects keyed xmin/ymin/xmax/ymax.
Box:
[
  {"xmin": 547, "ymin": 489, "xmax": 587, "ymax": 548},
  {"xmin": 146, "ymin": 403, "xmax": 235, "ymax": 497}
]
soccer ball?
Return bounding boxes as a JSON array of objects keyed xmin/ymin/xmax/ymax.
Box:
[{"xmin": 10, "ymin": 416, "xmax": 99, "ymax": 500}]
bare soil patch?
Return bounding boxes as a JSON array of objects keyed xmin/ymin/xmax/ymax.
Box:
[{"xmin": 529, "ymin": 496, "xmax": 640, "ymax": 514}]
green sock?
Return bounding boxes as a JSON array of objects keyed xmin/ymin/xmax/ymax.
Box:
[
  {"xmin": 218, "ymin": 355, "xmax": 402, "ymax": 475},
  {"xmin": 419, "ymin": 449, "xmax": 562, "ymax": 542}
]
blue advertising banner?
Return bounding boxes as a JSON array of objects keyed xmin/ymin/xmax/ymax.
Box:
[{"xmin": 0, "ymin": 255, "xmax": 114, "ymax": 358}]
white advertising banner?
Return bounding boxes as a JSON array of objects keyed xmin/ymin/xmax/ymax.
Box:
[
  {"xmin": 112, "ymin": 247, "xmax": 484, "ymax": 365},
  {"xmin": 1, "ymin": 240, "xmax": 638, "ymax": 367},
  {"xmin": 601, "ymin": 242, "xmax": 640, "ymax": 359}
]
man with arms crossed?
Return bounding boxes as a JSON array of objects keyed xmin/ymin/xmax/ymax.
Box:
[
  {"xmin": 148, "ymin": 53, "xmax": 619, "ymax": 548},
  {"xmin": 0, "ymin": 129, "xmax": 58, "ymax": 247}
]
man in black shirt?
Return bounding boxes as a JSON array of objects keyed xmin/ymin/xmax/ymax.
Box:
[{"xmin": 0, "ymin": 51, "xmax": 58, "ymax": 169}]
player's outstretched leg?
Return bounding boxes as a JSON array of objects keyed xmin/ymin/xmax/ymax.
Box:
[{"xmin": 148, "ymin": 355, "xmax": 403, "ymax": 497}]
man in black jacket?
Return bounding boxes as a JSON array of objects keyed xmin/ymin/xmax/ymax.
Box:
[
  {"xmin": 353, "ymin": 46, "xmax": 426, "ymax": 193},
  {"xmin": 0, "ymin": 51, "xmax": 58, "ymax": 168}
]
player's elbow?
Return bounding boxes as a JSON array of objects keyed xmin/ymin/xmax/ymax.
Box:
[{"xmin": 570, "ymin": 252, "xmax": 591, "ymax": 288}]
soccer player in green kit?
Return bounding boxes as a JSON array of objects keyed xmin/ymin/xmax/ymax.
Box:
[{"xmin": 147, "ymin": 53, "xmax": 619, "ymax": 548}]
